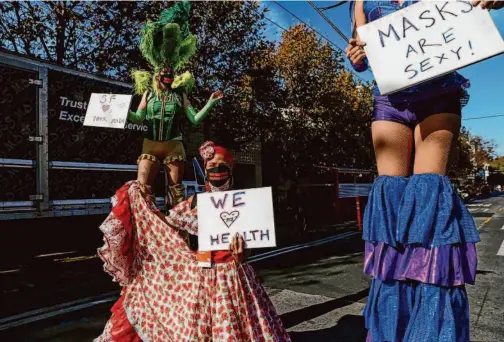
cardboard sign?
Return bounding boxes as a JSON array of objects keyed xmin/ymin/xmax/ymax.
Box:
[
  {"xmin": 83, "ymin": 93, "xmax": 132, "ymax": 129},
  {"xmin": 357, "ymin": 1, "xmax": 504, "ymax": 95},
  {"xmin": 197, "ymin": 187, "xmax": 276, "ymax": 251}
]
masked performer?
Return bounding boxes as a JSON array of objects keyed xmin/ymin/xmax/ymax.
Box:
[
  {"xmin": 344, "ymin": 1, "xmax": 504, "ymax": 341},
  {"xmin": 94, "ymin": 141, "xmax": 291, "ymax": 342},
  {"xmin": 128, "ymin": 1, "xmax": 223, "ymax": 209}
]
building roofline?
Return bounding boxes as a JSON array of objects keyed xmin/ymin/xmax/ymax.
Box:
[{"xmin": 0, "ymin": 49, "xmax": 133, "ymax": 89}]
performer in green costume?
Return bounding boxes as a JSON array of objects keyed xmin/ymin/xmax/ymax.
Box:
[{"xmin": 129, "ymin": 1, "xmax": 222, "ymax": 208}]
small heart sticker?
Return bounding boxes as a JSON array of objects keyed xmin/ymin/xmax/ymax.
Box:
[
  {"xmin": 102, "ymin": 104, "xmax": 111, "ymax": 112},
  {"xmin": 220, "ymin": 211, "xmax": 240, "ymax": 228}
]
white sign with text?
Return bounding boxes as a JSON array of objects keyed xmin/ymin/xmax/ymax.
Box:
[
  {"xmin": 83, "ymin": 93, "xmax": 132, "ymax": 129},
  {"xmin": 197, "ymin": 187, "xmax": 276, "ymax": 251},
  {"xmin": 357, "ymin": 0, "xmax": 504, "ymax": 95}
]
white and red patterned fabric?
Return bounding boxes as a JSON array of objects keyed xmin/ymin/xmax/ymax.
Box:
[{"xmin": 95, "ymin": 181, "xmax": 291, "ymax": 342}]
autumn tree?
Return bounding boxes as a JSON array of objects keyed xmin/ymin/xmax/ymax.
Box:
[
  {"xmin": 471, "ymin": 135, "xmax": 497, "ymax": 169},
  {"xmin": 266, "ymin": 24, "xmax": 374, "ymax": 180},
  {"xmin": 187, "ymin": 1, "xmax": 277, "ymax": 148},
  {"xmin": 490, "ymin": 156, "xmax": 504, "ymax": 172},
  {"xmin": 449, "ymin": 126, "xmax": 476, "ymax": 179}
]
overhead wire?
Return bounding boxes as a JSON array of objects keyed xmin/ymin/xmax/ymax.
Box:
[
  {"xmin": 306, "ymin": 0, "xmax": 349, "ymax": 43},
  {"xmin": 463, "ymin": 114, "xmax": 504, "ymax": 121},
  {"xmin": 265, "ymin": 4, "xmax": 502, "ymax": 130},
  {"xmin": 272, "ymin": 0, "xmax": 346, "ymax": 53},
  {"xmin": 265, "ymin": 1, "xmax": 369, "ymax": 83}
]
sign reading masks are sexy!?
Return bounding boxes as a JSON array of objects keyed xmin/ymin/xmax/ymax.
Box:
[
  {"xmin": 357, "ymin": 0, "xmax": 504, "ymax": 95},
  {"xmin": 197, "ymin": 187, "xmax": 276, "ymax": 251},
  {"xmin": 83, "ymin": 93, "xmax": 132, "ymax": 129}
]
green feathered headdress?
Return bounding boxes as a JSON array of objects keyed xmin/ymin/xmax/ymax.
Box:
[{"xmin": 132, "ymin": 1, "xmax": 197, "ymax": 95}]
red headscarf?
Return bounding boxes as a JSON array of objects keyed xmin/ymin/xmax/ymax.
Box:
[{"xmin": 199, "ymin": 141, "xmax": 233, "ymax": 169}]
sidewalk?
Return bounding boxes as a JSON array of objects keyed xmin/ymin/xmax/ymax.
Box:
[{"xmin": 467, "ymin": 205, "xmax": 504, "ymax": 341}]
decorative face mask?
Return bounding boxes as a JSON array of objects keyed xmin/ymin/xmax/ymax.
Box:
[
  {"xmin": 206, "ymin": 164, "xmax": 233, "ymax": 192},
  {"xmin": 199, "ymin": 141, "xmax": 234, "ymax": 192},
  {"xmin": 158, "ymin": 69, "xmax": 174, "ymax": 86}
]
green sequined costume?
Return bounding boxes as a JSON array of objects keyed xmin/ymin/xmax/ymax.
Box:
[
  {"xmin": 129, "ymin": 1, "xmax": 218, "ymax": 142},
  {"xmin": 129, "ymin": 1, "xmax": 220, "ymax": 211},
  {"xmin": 128, "ymin": 90, "xmax": 218, "ymax": 142}
]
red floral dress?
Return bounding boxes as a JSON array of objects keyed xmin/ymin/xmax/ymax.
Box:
[{"xmin": 94, "ymin": 181, "xmax": 291, "ymax": 342}]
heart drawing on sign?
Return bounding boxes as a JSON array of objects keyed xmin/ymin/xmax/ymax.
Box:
[
  {"xmin": 102, "ymin": 104, "xmax": 111, "ymax": 112},
  {"xmin": 220, "ymin": 211, "xmax": 240, "ymax": 228}
]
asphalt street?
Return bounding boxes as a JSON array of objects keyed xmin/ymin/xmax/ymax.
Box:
[{"xmin": 1, "ymin": 194, "xmax": 503, "ymax": 342}]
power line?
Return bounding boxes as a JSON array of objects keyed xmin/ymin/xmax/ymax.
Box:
[
  {"xmin": 264, "ymin": 14, "xmax": 366, "ymax": 83},
  {"xmin": 463, "ymin": 114, "xmax": 504, "ymax": 121},
  {"xmin": 319, "ymin": 1, "xmax": 349, "ymax": 12},
  {"xmin": 307, "ymin": 0, "xmax": 349, "ymax": 44},
  {"xmin": 268, "ymin": 1, "xmax": 369, "ymax": 83},
  {"xmin": 272, "ymin": 1, "xmax": 345, "ymax": 54},
  {"xmin": 264, "ymin": 16, "xmax": 288, "ymax": 32}
]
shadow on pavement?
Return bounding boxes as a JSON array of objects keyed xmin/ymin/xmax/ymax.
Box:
[
  {"xmin": 255, "ymin": 234, "xmax": 364, "ymax": 289},
  {"xmin": 0, "ymin": 304, "xmax": 111, "ymax": 342},
  {"xmin": 255, "ymin": 233, "xmax": 363, "ymax": 271},
  {"xmin": 281, "ymin": 288, "xmax": 369, "ymax": 329},
  {"xmin": 0, "ymin": 215, "xmax": 120, "ymax": 318},
  {"xmin": 289, "ymin": 314, "xmax": 367, "ymax": 342}
]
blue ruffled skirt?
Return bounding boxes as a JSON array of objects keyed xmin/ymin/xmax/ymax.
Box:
[{"xmin": 363, "ymin": 174, "xmax": 479, "ymax": 342}]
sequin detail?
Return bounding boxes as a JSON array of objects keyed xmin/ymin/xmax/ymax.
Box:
[
  {"xmin": 364, "ymin": 279, "xmax": 470, "ymax": 342},
  {"xmin": 397, "ymin": 174, "xmax": 480, "ymax": 247},
  {"xmin": 364, "ymin": 242, "xmax": 477, "ymax": 287},
  {"xmin": 363, "ymin": 176, "xmax": 409, "ymax": 246}
]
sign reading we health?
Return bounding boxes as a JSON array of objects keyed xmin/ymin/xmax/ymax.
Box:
[
  {"xmin": 197, "ymin": 187, "xmax": 276, "ymax": 251},
  {"xmin": 83, "ymin": 93, "xmax": 132, "ymax": 129},
  {"xmin": 357, "ymin": 1, "xmax": 504, "ymax": 95}
]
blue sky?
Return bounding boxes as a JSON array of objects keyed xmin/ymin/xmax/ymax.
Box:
[{"xmin": 260, "ymin": 1, "xmax": 504, "ymax": 155}]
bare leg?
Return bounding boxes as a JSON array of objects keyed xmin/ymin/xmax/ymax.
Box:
[
  {"xmin": 413, "ymin": 113, "xmax": 460, "ymax": 175},
  {"xmin": 165, "ymin": 161, "xmax": 185, "ymax": 209},
  {"xmin": 167, "ymin": 160, "xmax": 185, "ymax": 185},
  {"xmin": 137, "ymin": 157, "xmax": 159, "ymax": 193},
  {"xmin": 165, "ymin": 160, "xmax": 189, "ymax": 243},
  {"xmin": 372, "ymin": 121, "xmax": 414, "ymax": 176}
]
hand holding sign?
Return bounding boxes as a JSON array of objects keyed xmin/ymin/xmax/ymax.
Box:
[
  {"xmin": 197, "ymin": 187, "xmax": 276, "ymax": 251},
  {"xmin": 228, "ymin": 233, "xmax": 247, "ymax": 262},
  {"xmin": 473, "ymin": 0, "xmax": 504, "ymax": 10},
  {"xmin": 345, "ymin": 38, "xmax": 367, "ymax": 66},
  {"xmin": 357, "ymin": 1, "xmax": 504, "ymax": 95}
]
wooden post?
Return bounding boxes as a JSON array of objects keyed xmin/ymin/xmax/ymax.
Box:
[
  {"xmin": 334, "ymin": 169, "xmax": 340, "ymax": 222},
  {"xmin": 355, "ymin": 196, "xmax": 362, "ymax": 231}
]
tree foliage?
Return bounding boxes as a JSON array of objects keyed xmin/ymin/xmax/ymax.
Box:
[
  {"xmin": 0, "ymin": 1, "xmax": 170, "ymax": 78},
  {"xmin": 490, "ymin": 156, "xmax": 504, "ymax": 172},
  {"xmin": 2, "ymin": 1, "xmax": 493, "ymax": 185},
  {"xmin": 471, "ymin": 135, "xmax": 497, "ymax": 169},
  {"xmin": 450, "ymin": 126, "xmax": 499, "ymax": 180},
  {"xmin": 264, "ymin": 24, "xmax": 374, "ymax": 180},
  {"xmin": 449, "ymin": 126, "xmax": 475, "ymax": 179}
]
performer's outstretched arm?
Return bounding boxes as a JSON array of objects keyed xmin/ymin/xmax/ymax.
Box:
[
  {"xmin": 128, "ymin": 91, "xmax": 148, "ymax": 124},
  {"xmin": 183, "ymin": 91, "xmax": 223, "ymax": 125}
]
